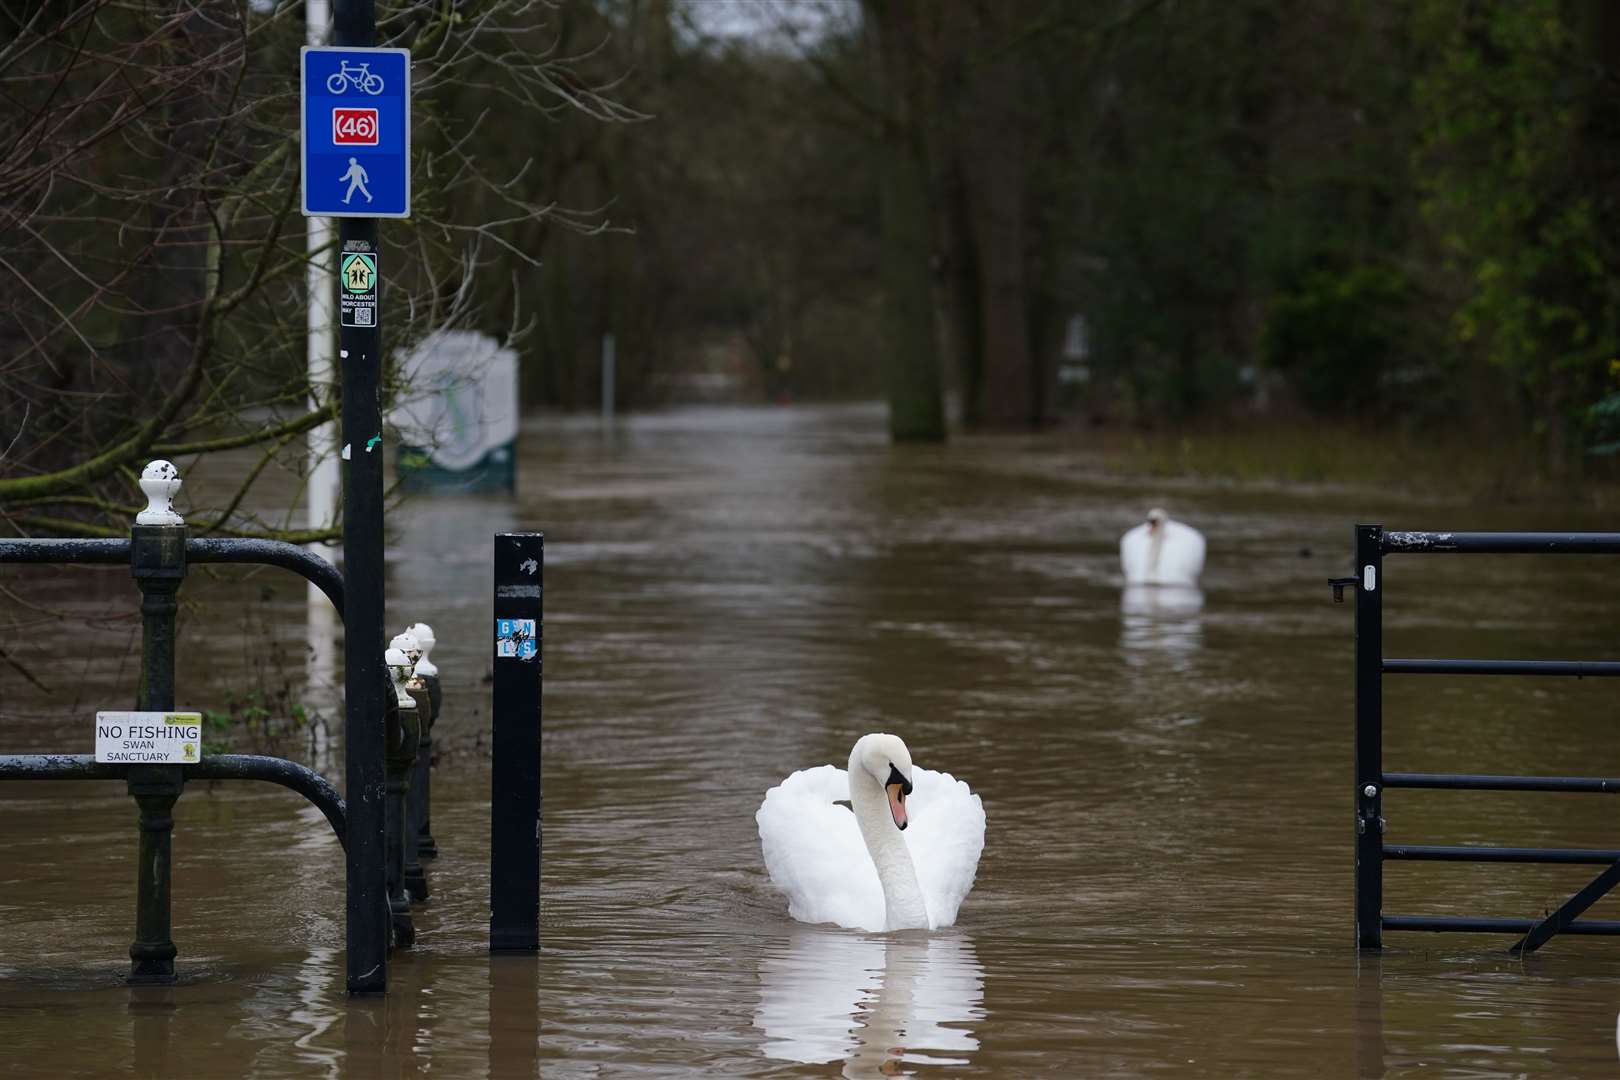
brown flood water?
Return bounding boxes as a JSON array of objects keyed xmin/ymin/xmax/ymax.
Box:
[{"xmin": 3, "ymin": 402, "xmax": 1620, "ymax": 1077}]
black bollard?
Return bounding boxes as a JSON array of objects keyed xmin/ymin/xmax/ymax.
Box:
[
  {"xmin": 128, "ymin": 518, "xmax": 187, "ymax": 985},
  {"xmin": 383, "ymin": 651, "xmax": 419, "ymax": 947},
  {"xmin": 402, "ymin": 682, "xmax": 430, "ymax": 902},
  {"xmin": 414, "ymin": 671, "xmax": 440, "ymax": 862},
  {"xmin": 403, "ymin": 622, "xmax": 440, "ymax": 864},
  {"xmin": 490, "ymin": 533, "xmax": 542, "ymax": 952}
]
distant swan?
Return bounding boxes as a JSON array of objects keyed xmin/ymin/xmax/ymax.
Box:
[
  {"xmin": 1120, "ymin": 507, "xmax": 1205, "ymax": 586},
  {"xmin": 756, "ymin": 733, "xmax": 985, "ymax": 932}
]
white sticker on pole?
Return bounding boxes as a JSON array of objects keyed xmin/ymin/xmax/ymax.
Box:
[
  {"xmin": 95, "ymin": 712, "xmax": 203, "ymax": 764},
  {"xmin": 1363, "ymin": 565, "xmax": 1377, "ymax": 591}
]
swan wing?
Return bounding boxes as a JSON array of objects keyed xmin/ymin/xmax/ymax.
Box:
[
  {"xmin": 1158, "ymin": 520, "xmax": 1205, "ymax": 585},
  {"xmin": 757, "ymin": 765, "xmax": 885, "ymax": 931},
  {"xmin": 904, "ymin": 767, "xmax": 985, "ymax": 929}
]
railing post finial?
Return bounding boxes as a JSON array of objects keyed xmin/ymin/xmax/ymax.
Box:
[
  {"xmin": 136, "ymin": 460, "xmax": 184, "ymax": 526},
  {"xmin": 385, "ymin": 646, "xmax": 413, "ymax": 706},
  {"xmin": 408, "ymin": 622, "xmax": 437, "ymax": 678}
]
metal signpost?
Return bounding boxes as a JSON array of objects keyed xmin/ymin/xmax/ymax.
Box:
[{"xmin": 301, "ymin": 1, "xmax": 407, "ymax": 995}]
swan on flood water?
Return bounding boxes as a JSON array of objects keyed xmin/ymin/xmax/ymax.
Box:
[
  {"xmin": 1120, "ymin": 507, "xmax": 1206, "ymax": 587},
  {"xmin": 756, "ymin": 733, "xmax": 985, "ymax": 932}
]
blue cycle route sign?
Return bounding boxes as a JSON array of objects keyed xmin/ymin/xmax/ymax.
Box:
[{"xmin": 301, "ymin": 46, "xmax": 411, "ymax": 218}]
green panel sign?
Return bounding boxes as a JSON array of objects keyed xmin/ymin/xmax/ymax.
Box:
[
  {"xmin": 341, "ymin": 253, "xmax": 376, "ymax": 294},
  {"xmin": 339, "ymin": 248, "xmax": 378, "ymax": 328}
]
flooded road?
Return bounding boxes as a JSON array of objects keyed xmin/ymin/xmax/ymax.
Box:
[{"xmin": 4, "ymin": 403, "xmax": 1620, "ymax": 1076}]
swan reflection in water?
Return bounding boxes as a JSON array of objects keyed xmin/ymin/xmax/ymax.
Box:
[
  {"xmin": 755, "ymin": 930, "xmax": 983, "ymax": 1078},
  {"xmin": 1120, "ymin": 584, "xmax": 1204, "ymax": 668}
]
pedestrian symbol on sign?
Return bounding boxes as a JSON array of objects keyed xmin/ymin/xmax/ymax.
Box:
[
  {"xmin": 342, "ymin": 253, "xmax": 375, "ymax": 293},
  {"xmin": 340, "ymin": 157, "xmax": 373, "ymax": 205}
]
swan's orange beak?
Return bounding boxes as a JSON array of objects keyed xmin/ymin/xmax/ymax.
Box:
[{"xmin": 886, "ymin": 782, "xmax": 908, "ymax": 830}]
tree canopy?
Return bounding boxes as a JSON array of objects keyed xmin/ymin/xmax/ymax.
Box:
[{"xmin": 7, "ymin": 0, "xmax": 1619, "ymax": 526}]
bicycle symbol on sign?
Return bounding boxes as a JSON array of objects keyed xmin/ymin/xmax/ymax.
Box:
[{"xmin": 326, "ymin": 60, "xmax": 384, "ymax": 95}]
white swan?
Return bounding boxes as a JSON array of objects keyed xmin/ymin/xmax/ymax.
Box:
[
  {"xmin": 756, "ymin": 733, "xmax": 985, "ymax": 932},
  {"xmin": 1120, "ymin": 507, "xmax": 1206, "ymax": 586}
]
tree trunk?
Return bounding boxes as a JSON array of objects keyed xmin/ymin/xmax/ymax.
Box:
[
  {"xmin": 1025, "ymin": 227, "xmax": 1061, "ymax": 427},
  {"xmin": 942, "ymin": 151, "xmax": 984, "ymax": 427},
  {"xmin": 958, "ymin": 13, "xmax": 1034, "ymax": 428},
  {"xmin": 969, "ymin": 131, "xmax": 1031, "ymax": 427},
  {"xmin": 864, "ymin": 0, "xmax": 946, "ymax": 442}
]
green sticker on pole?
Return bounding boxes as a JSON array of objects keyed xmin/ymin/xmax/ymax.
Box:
[{"xmin": 340, "ymin": 251, "xmax": 378, "ymax": 328}]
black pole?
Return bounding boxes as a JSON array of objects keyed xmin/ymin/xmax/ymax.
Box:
[
  {"xmin": 491, "ymin": 533, "xmax": 542, "ymax": 952},
  {"xmin": 385, "ymin": 688, "xmax": 419, "ymax": 947},
  {"xmin": 403, "ymin": 682, "xmax": 430, "ymax": 900},
  {"xmin": 334, "ymin": 0, "xmax": 388, "ymax": 995},
  {"xmin": 128, "ymin": 521, "xmax": 187, "ymax": 985},
  {"xmin": 1353, "ymin": 524, "xmax": 1383, "ymax": 949},
  {"xmin": 414, "ymin": 672, "xmax": 440, "ymax": 863}
]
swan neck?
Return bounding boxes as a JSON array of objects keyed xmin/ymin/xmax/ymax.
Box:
[
  {"xmin": 1148, "ymin": 525, "xmax": 1166, "ymax": 578},
  {"xmin": 849, "ymin": 760, "xmax": 929, "ymax": 930}
]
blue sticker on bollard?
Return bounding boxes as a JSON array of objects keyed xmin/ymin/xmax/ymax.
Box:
[{"xmin": 496, "ymin": 618, "xmax": 537, "ymax": 659}]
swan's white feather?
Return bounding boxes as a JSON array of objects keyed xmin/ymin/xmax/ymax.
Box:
[
  {"xmin": 757, "ymin": 763, "xmax": 984, "ymax": 932},
  {"xmin": 906, "ymin": 768, "xmax": 986, "ymax": 928},
  {"xmin": 1120, "ymin": 518, "xmax": 1205, "ymax": 586},
  {"xmin": 757, "ymin": 765, "xmax": 882, "ymax": 930}
]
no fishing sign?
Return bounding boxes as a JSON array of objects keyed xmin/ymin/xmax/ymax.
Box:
[{"xmin": 95, "ymin": 712, "xmax": 202, "ymax": 764}]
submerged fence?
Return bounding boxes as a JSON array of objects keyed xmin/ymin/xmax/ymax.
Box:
[
  {"xmin": 1339, "ymin": 525, "xmax": 1620, "ymax": 954},
  {"xmin": 0, "ymin": 461, "xmax": 441, "ymax": 985}
]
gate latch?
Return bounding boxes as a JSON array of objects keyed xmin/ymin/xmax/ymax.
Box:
[{"xmin": 1328, "ymin": 577, "xmax": 1358, "ymax": 602}]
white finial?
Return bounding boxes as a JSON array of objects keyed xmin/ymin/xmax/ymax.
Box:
[
  {"xmin": 385, "ymin": 646, "xmax": 414, "ymax": 707},
  {"xmin": 136, "ymin": 460, "xmax": 184, "ymax": 525},
  {"xmin": 390, "ymin": 629, "xmax": 421, "ymax": 663},
  {"xmin": 409, "ymin": 622, "xmax": 437, "ymax": 678}
]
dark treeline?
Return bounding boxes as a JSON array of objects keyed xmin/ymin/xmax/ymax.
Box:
[
  {"xmin": 483, "ymin": 0, "xmax": 1620, "ymax": 470},
  {"xmin": 7, "ymin": 0, "xmax": 1620, "ymax": 538}
]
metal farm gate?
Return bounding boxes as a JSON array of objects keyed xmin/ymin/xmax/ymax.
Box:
[{"xmin": 1339, "ymin": 525, "xmax": 1620, "ymax": 954}]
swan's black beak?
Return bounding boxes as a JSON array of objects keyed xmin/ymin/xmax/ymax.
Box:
[{"xmin": 886, "ymin": 764, "xmax": 912, "ymax": 830}]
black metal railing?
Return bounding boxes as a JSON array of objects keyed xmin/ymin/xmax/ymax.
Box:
[
  {"xmin": 1342, "ymin": 524, "xmax": 1620, "ymax": 954},
  {"xmin": 0, "ymin": 536, "xmax": 347, "ymax": 615},
  {"xmin": 0, "ymin": 753, "xmax": 347, "ymax": 842},
  {"xmin": 0, "ymin": 524, "xmax": 434, "ymax": 984}
]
